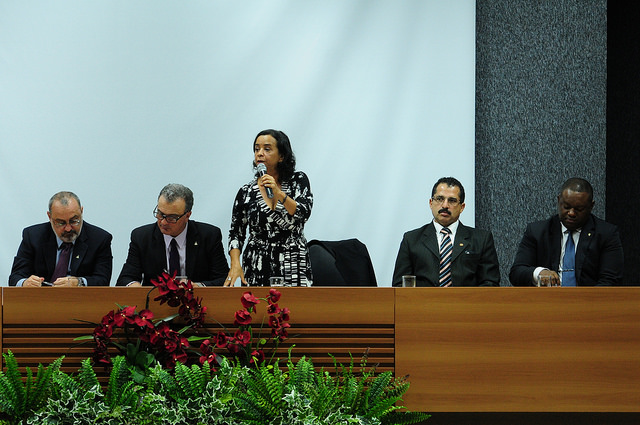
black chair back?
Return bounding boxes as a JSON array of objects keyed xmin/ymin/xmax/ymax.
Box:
[{"xmin": 308, "ymin": 239, "xmax": 377, "ymax": 286}]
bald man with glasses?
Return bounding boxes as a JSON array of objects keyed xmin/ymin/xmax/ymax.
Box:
[{"xmin": 116, "ymin": 183, "xmax": 228, "ymax": 287}]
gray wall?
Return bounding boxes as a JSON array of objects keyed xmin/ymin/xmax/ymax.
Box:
[{"xmin": 476, "ymin": 0, "xmax": 607, "ymax": 286}]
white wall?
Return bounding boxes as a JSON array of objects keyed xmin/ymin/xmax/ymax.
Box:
[{"xmin": 0, "ymin": 0, "xmax": 475, "ymax": 286}]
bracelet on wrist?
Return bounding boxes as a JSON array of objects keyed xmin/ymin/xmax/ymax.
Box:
[{"xmin": 281, "ymin": 194, "xmax": 288, "ymax": 204}]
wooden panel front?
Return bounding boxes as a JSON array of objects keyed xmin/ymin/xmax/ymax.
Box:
[
  {"xmin": 2, "ymin": 287, "xmax": 395, "ymax": 376},
  {"xmin": 395, "ymin": 287, "xmax": 640, "ymax": 412}
]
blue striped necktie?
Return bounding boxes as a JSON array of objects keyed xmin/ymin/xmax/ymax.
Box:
[
  {"xmin": 439, "ymin": 227, "xmax": 453, "ymax": 287},
  {"xmin": 562, "ymin": 231, "xmax": 576, "ymax": 286}
]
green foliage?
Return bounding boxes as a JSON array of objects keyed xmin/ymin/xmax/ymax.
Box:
[
  {"xmin": 2, "ymin": 352, "xmax": 429, "ymax": 424},
  {"xmin": 0, "ymin": 350, "xmax": 63, "ymax": 424},
  {"xmin": 234, "ymin": 361, "xmax": 287, "ymax": 424},
  {"xmin": 125, "ymin": 341, "xmax": 157, "ymax": 384}
]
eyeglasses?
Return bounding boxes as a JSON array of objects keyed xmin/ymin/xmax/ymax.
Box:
[
  {"xmin": 153, "ymin": 207, "xmax": 188, "ymax": 224},
  {"xmin": 431, "ymin": 196, "xmax": 460, "ymax": 206},
  {"xmin": 52, "ymin": 218, "xmax": 81, "ymax": 227}
]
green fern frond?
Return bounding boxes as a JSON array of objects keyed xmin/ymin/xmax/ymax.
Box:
[
  {"xmin": 0, "ymin": 351, "xmax": 63, "ymax": 423},
  {"xmin": 25, "ymin": 355, "xmax": 63, "ymax": 413},
  {"xmin": 171, "ymin": 361, "xmax": 212, "ymax": 401},
  {"xmin": 105, "ymin": 356, "xmax": 138, "ymax": 408},
  {"xmin": 234, "ymin": 362, "xmax": 287, "ymax": 423},
  {"xmin": 76, "ymin": 358, "xmax": 100, "ymax": 392},
  {"xmin": 0, "ymin": 351, "xmax": 25, "ymax": 418},
  {"xmin": 362, "ymin": 371, "xmax": 392, "ymax": 412}
]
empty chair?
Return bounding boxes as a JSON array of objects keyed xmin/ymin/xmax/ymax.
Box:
[{"xmin": 308, "ymin": 239, "xmax": 377, "ymax": 286}]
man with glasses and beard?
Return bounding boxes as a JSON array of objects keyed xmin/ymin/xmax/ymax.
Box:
[
  {"xmin": 9, "ymin": 191, "xmax": 113, "ymax": 287},
  {"xmin": 392, "ymin": 177, "xmax": 500, "ymax": 287},
  {"xmin": 116, "ymin": 183, "xmax": 228, "ymax": 287}
]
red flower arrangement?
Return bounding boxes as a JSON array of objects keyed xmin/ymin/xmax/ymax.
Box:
[
  {"xmin": 88, "ymin": 272, "xmax": 290, "ymax": 372},
  {"xmin": 199, "ymin": 287, "xmax": 290, "ymax": 368}
]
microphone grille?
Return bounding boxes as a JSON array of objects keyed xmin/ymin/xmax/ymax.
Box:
[{"xmin": 256, "ymin": 163, "xmax": 267, "ymax": 173}]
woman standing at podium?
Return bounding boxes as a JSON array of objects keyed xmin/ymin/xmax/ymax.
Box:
[{"xmin": 225, "ymin": 129, "xmax": 313, "ymax": 287}]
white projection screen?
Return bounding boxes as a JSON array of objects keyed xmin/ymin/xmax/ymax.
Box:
[{"xmin": 0, "ymin": 0, "xmax": 475, "ymax": 286}]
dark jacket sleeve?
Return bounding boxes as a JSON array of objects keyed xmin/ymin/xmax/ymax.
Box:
[
  {"xmin": 116, "ymin": 226, "xmax": 147, "ymax": 286},
  {"xmin": 392, "ymin": 233, "xmax": 413, "ymax": 287},
  {"xmin": 199, "ymin": 224, "xmax": 229, "ymax": 287},
  {"xmin": 81, "ymin": 224, "xmax": 113, "ymax": 286},
  {"xmin": 8, "ymin": 227, "xmax": 39, "ymax": 286},
  {"xmin": 475, "ymin": 230, "xmax": 501, "ymax": 287},
  {"xmin": 509, "ymin": 221, "xmax": 544, "ymax": 286}
]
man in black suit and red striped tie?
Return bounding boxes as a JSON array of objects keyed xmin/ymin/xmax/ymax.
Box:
[{"xmin": 392, "ymin": 177, "xmax": 500, "ymax": 287}]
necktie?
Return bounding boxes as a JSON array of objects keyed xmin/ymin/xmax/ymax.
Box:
[
  {"xmin": 439, "ymin": 227, "xmax": 453, "ymax": 287},
  {"xmin": 51, "ymin": 242, "xmax": 72, "ymax": 281},
  {"xmin": 562, "ymin": 231, "xmax": 577, "ymax": 286},
  {"xmin": 169, "ymin": 238, "xmax": 180, "ymax": 276}
]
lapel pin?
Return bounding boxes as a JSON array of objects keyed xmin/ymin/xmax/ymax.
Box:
[
  {"xmin": 194, "ymin": 242, "xmax": 198, "ymax": 246},
  {"xmin": 588, "ymin": 233, "xmax": 592, "ymax": 237},
  {"xmin": 459, "ymin": 243, "xmax": 464, "ymax": 246},
  {"xmin": 76, "ymin": 255, "xmax": 79, "ymax": 259}
]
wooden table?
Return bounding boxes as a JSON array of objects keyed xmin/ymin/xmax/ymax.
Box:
[{"xmin": 2, "ymin": 287, "xmax": 639, "ymax": 412}]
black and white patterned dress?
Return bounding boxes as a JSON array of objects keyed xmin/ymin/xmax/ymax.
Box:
[{"xmin": 229, "ymin": 171, "xmax": 313, "ymax": 287}]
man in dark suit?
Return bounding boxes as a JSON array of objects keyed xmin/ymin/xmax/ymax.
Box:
[
  {"xmin": 9, "ymin": 191, "xmax": 112, "ymax": 287},
  {"xmin": 510, "ymin": 178, "xmax": 623, "ymax": 286},
  {"xmin": 116, "ymin": 183, "xmax": 228, "ymax": 287},
  {"xmin": 392, "ymin": 177, "xmax": 500, "ymax": 287}
]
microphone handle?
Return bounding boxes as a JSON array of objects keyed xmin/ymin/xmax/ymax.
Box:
[{"xmin": 257, "ymin": 168, "xmax": 275, "ymax": 199}]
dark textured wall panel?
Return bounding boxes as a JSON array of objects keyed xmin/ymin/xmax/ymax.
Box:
[
  {"xmin": 476, "ymin": 0, "xmax": 607, "ymax": 285},
  {"xmin": 607, "ymin": 2, "xmax": 640, "ymax": 284}
]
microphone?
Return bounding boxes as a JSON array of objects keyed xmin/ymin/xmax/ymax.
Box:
[{"xmin": 256, "ymin": 163, "xmax": 274, "ymax": 199}]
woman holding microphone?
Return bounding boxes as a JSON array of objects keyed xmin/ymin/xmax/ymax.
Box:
[{"xmin": 226, "ymin": 129, "xmax": 313, "ymax": 287}]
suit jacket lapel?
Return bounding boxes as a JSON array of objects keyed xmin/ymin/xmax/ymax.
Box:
[
  {"xmin": 575, "ymin": 215, "xmax": 596, "ymax": 282},
  {"xmin": 451, "ymin": 223, "xmax": 470, "ymax": 262},
  {"xmin": 44, "ymin": 229, "xmax": 58, "ymax": 278},
  {"xmin": 185, "ymin": 221, "xmax": 198, "ymax": 278},
  {"xmin": 152, "ymin": 226, "xmax": 169, "ymax": 275},
  {"xmin": 69, "ymin": 228, "xmax": 88, "ymax": 275},
  {"xmin": 420, "ymin": 223, "xmax": 439, "ymax": 259},
  {"xmin": 549, "ymin": 216, "xmax": 563, "ymax": 271}
]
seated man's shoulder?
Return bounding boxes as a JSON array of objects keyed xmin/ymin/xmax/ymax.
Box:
[
  {"xmin": 82, "ymin": 221, "xmax": 112, "ymax": 239},
  {"xmin": 403, "ymin": 223, "xmax": 431, "ymax": 238},
  {"xmin": 590, "ymin": 215, "xmax": 621, "ymax": 239},
  {"xmin": 23, "ymin": 222, "xmax": 50, "ymax": 234},
  {"xmin": 189, "ymin": 220, "xmax": 223, "ymax": 237},
  {"xmin": 130, "ymin": 223, "xmax": 158, "ymax": 237}
]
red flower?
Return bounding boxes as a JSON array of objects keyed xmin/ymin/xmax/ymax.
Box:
[
  {"xmin": 279, "ymin": 307, "xmax": 290, "ymax": 322},
  {"xmin": 269, "ymin": 315, "xmax": 280, "ymax": 329},
  {"xmin": 268, "ymin": 288, "xmax": 281, "ymax": 304},
  {"xmin": 234, "ymin": 330, "xmax": 251, "ymax": 346},
  {"xmin": 250, "ymin": 349, "xmax": 265, "ymax": 364},
  {"xmin": 133, "ymin": 309, "xmax": 154, "ymax": 328},
  {"xmin": 241, "ymin": 292, "xmax": 260, "ymax": 310},
  {"xmin": 114, "ymin": 305, "xmax": 137, "ymax": 327},
  {"xmin": 199, "ymin": 340, "xmax": 218, "ymax": 366},
  {"xmin": 272, "ymin": 322, "xmax": 290, "ymax": 339},
  {"xmin": 267, "ymin": 303, "xmax": 281, "ymax": 315},
  {"xmin": 234, "ymin": 309, "xmax": 253, "ymax": 326},
  {"xmin": 214, "ymin": 331, "xmax": 228, "ymax": 348}
]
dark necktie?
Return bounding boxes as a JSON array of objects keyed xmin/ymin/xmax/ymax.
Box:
[
  {"xmin": 562, "ymin": 231, "xmax": 577, "ymax": 286},
  {"xmin": 169, "ymin": 238, "xmax": 180, "ymax": 276},
  {"xmin": 51, "ymin": 242, "xmax": 72, "ymax": 281},
  {"xmin": 439, "ymin": 227, "xmax": 453, "ymax": 287}
]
